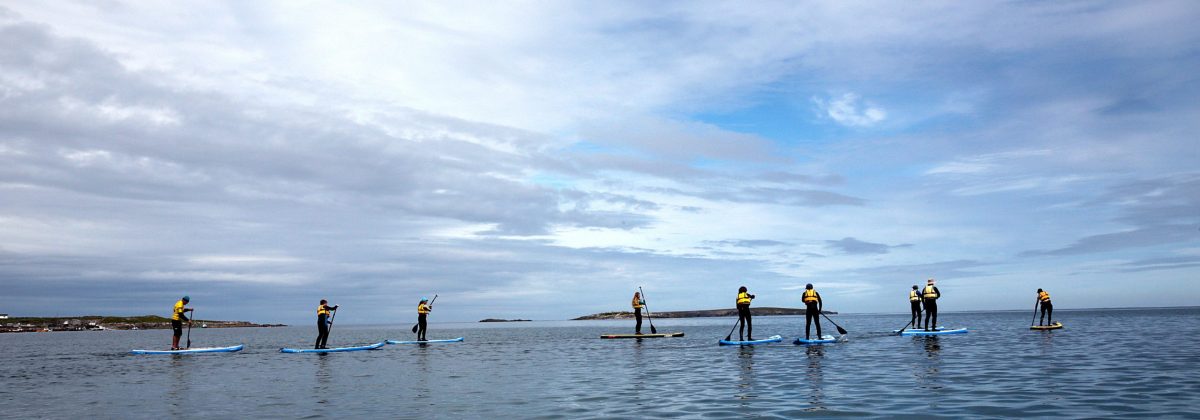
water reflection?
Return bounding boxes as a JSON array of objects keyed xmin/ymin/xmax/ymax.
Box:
[
  {"xmin": 735, "ymin": 346, "xmax": 756, "ymax": 400},
  {"xmin": 915, "ymin": 336, "xmax": 943, "ymax": 391},
  {"xmin": 314, "ymin": 354, "xmax": 332, "ymax": 404},
  {"xmin": 805, "ymin": 345, "xmax": 826, "ymax": 411},
  {"xmin": 167, "ymin": 356, "xmax": 190, "ymax": 418}
]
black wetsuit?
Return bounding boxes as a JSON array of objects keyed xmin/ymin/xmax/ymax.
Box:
[
  {"xmin": 805, "ymin": 302, "xmax": 823, "ymax": 339},
  {"xmin": 910, "ymin": 299, "xmax": 923, "ymax": 328},
  {"xmin": 737, "ymin": 304, "xmax": 752, "ymax": 340},
  {"xmin": 634, "ymin": 307, "xmax": 643, "ymax": 334},
  {"xmin": 417, "ymin": 313, "xmax": 428, "ymax": 341},
  {"xmin": 923, "ymin": 286, "xmax": 940, "ymax": 331},
  {"xmin": 315, "ymin": 314, "xmax": 330, "ymax": 349},
  {"xmin": 1040, "ymin": 300, "xmax": 1053, "ymax": 325}
]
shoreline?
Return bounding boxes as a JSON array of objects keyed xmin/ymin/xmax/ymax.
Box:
[{"xmin": 1, "ymin": 315, "xmax": 285, "ymax": 333}]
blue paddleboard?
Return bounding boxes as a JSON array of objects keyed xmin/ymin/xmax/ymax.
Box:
[
  {"xmin": 719, "ymin": 334, "xmax": 783, "ymax": 346},
  {"xmin": 893, "ymin": 326, "xmax": 944, "ymax": 333},
  {"xmin": 386, "ymin": 337, "xmax": 465, "ymax": 345},
  {"xmin": 794, "ymin": 335, "xmax": 838, "ymax": 345},
  {"xmin": 900, "ymin": 328, "xmax": 968, "ymax": 336},
  {"xmin": 131, "ymin": 344, "xmax": 244, "ymax": 355},
  {"xmin": 280, "ymin": 341, "xmax": 386, "ymax": 353}
]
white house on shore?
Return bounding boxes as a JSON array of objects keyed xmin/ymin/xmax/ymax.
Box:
[{"xmin": 0, "ymin": 314, "xmax": 8, "ymax": 319}]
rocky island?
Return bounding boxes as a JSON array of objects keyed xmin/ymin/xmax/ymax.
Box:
[
  {"xmin": 0, "ymin": 315, "xmax": 285, "ymax": 333},
  {"xmin": 573, "ymin": 307, "xmax": 837, "ymax": 320}
]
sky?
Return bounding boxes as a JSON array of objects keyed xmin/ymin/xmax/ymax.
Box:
[{"xmin": 1, "ymin": 1, "xmax": 1197, "ymax": 324}]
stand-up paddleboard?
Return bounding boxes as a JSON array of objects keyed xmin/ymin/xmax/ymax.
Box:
[
  {"xmin": 900, "ymin": 328, "xmax": 968, "ymax": 336},
  {"xmin": 600, "ymin": 332, "xmax": 684, "ymax": 339},
  {"xmin": 131, "ymin": 344, "xmax": 243, "ymax": 355},
  {"xmin": 281, "ymin": 341, "xmax": 386, "ymax": 353},
  {"xmin": 719, "ymin": 335, "xmax": 783, "ymax": 346},
  {"xmin": 893, "ymin": 326, "xmax": 944, "ymax": 333},
  {"xmin": 386, "ymin": 337, "xmax": 465, "ymax": 344},
  {"xmin": 1030, "ymin": 322, "xmax": 1063, "ymax": 330},
  {"xmin": 794, "ymin": 335, "xmax": 838, "ymax": 345}
]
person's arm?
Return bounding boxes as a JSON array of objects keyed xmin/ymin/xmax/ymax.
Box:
[
  {"xmin": 817, "ymin": 293, "xmax": 823, "ymax": 312},
  {"xmin": 935, "ymin": 287, "xmax": 941, "ymax": 299}
]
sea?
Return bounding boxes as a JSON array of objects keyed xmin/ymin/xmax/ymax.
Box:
[{"xmin": 2, "ymin": 307, "xmax": 1198, "ymax": 418}]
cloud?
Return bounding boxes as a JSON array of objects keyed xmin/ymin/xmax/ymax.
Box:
[
  {"xmin": 825, "ymin": 237, "xmax": 913, "ymax": 255},
  {"xmin": 813, "ymin": 93, "xmax": 887, "ymax": 127}
]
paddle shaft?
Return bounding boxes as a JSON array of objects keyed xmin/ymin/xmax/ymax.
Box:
[
  {"xmin": 897, "ymin": 319, "xmax": 914, "ymax": 334},
  {"xmin": 638, "ymin": 287, "xmax": 657, "ymax": 334},
  {"xmin": 819, "ymin": 312, "xmax": 849, "ymax": 335},
  {"xmin": 412, "ymin": 295, "xmax": 438, "ymax": 334},
  {"xmin": 326, "ymin": 308, "xmax": 337, "ymax": 338},
  {"xmin": 724, "ymin": 316, "xmax": 741, "ymax": 341},
  {"xmin": 1030, "ymin": 298, "xmax": 1039, "ymax": 326},
  {"xmin": 186, "ymin": 309, "xmax": 194, "ymax": 349}
]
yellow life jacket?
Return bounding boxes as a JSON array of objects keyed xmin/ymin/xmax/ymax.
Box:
[
  {"xmin": 631, "ymin": 296, "xmax": 643, "ymax": 309},
  {"xmin": 923, "ymin": 285, "xmax": 938, "ymax": 299},
  {"xmin": 1038, "ymin": 291, "xmax": 1051, "ymax": 302},
  {"xmin": 736, "ymin": 292, "xmax": 752, "ymax": 305},
  {"xmin": 909, "ymin": 290, "xmax": 920, "ymax": 302},
  {"xmin": 418, "ymin": 303, "xmax": 431, "ymax": 314},
  {"xmin": 172, "ymin": 300, "xmax": 186, "ymax": 321},
  {"xmin": 317, "ymin": 304, "xmax": 330, "ymax": 316},
  {"xmin": 802, "ymin": 289, "xmax": 819, "ymax": 303}
]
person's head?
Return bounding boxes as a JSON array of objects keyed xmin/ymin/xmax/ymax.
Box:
[
  {"xmin": 739, "ymin": 286, "xmax": 748, "ymax": 293},
  {"xmin": 634, "ymin": 292, "xmax": 640, "ymax": 298},
  {"xmin": 182, "ymin": 296, "xmax": 190, "ymax": 303},
  {"xmin": 927, "ymin": 278, "xmax": 935, "ymax": 285},
  {"xmin": 1037, "ymin": 288, "xmax": 1043, "ymax": 293},
  {"xmin": 912, "ymin": 285, "xmax": 919, "ymax": 290},
  {"xmin": 805, "ymin": 283, "xmax": 813, "ymax": 290},
  {"xmin": 320, "ymin": 299, "xmax": 327, "ymax": 304},
  {"xmin": 420, "ymin": 297, "xmax": 429, "ymax": 303}
]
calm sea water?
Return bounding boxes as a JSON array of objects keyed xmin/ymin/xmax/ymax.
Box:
[{"xmin": 2, "ymin": 308, "xmax": 1198, "ymax": 418}]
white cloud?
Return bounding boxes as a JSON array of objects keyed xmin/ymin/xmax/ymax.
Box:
[{"xmin": 813, "ymin": 93, "xmax": 887, "ymax": 127}]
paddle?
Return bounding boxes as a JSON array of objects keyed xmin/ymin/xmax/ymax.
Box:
[
  {"xmin": 1030, "ymin": 298, "xmax": 1039, "ymax": 327},
  {"xmin": 186, "ymin": 309, "xmax": 194, "ymax": 349},
  {"xmin": 819, "ymin": 312, "xmax": 849, "ymax": 335},
  {"xmin": 326, "ymin": 307, "xmax": 337, "ymax": 339},
  {"xmin": 638, "ymin": 286, "xmax": 658, "ymax": 334},
  {"xmin": 723, "ymin": 317, "xmax": 741, "ymax": 341},
  {"xmin": 896, "ymin": 319, "xmax": 914, "ymax": 335},
  {"xmin": 411, "ymin": 295, "xmax": 437, "ymax": 334}
]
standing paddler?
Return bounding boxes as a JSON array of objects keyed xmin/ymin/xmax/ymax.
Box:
[
  {"xmin": 170, "ymin": 296, "xmax": 193, "ymax": 350},
  {"xmin": 1037, "ymin": 288, "xmax": 1053, "ymax": 326},
  {"xmin": 632, "ymin": 291, "xmax": 646, "ymax": 334},
  {"xmin": 315, "ymin": 299, "xmax": 338, "ymax": 349},
  {"xmin": 802, "ymin": 284, "xmax": 823, "ymax": 340},
  {"xmin": 736, "ymin": 286, "xmax": 755, "ymax": 341},
  {"xmin": 922, "ymin": 278, "xmax": 941, "ymax": 331},
  {"xmin": 416, "ymin": 297, "xmax": 433, "ymax": 341},
  {"xmin": 909, "ymin": 285, "xmax": 923, "ymax": 329}
]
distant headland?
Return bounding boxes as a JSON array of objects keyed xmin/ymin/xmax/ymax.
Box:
[
  {"xmin": 573, "ymin": 307, "xmax": 836, "ymax": 320},
  {"xmin": 479, "ymin": 318, "xmax": 532, "ymax": 323},
  {"xmin": 0, "ymin": 315, "xmax": 285, "ymax": 333}
]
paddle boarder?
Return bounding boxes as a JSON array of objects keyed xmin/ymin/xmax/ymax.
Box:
[
  {"xmin": 315, "ymin": 299, "xmax": 338, "ymax": 349},
  {"xmin": 170, "ymin": 296, "xmax": 193, "ymax": 350},
  {"xmin": 802, "ymin": 284, "xmax": 823, "ymax": 340},
  {"xmin": 632, "ymin": 291, "xmax": 646, "ymax": 334},
  {"xmin": 416, "ymin": 297, "xmax": 432, "ymax": 341},
  {"xmin": 736, "ymin": 286, "xmax": 755, "ymax": 341},
  {"xmin": 909, "ymin": 285, "xmax": 923, "ymax": 329},
  {"xmin": 922, "ymin": 278, "xmax": 941, "ymax": 331},
  {"xmin": 1037, "ymin": 288, "xmax": 1053, "ymax": 326}
]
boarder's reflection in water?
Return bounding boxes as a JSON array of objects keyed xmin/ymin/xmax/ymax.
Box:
[
  {"xmin": 804, "ymin": 345, "xmax": 826, "ymax": 411},
  {"xmin": 916, "ymin": 336, "xmax": 944, "ymax": 391},
  {"xmin": 735, "ymin": 345, "xmax": 756, "ymax": 401},
  {"xmin": 167, "ymin": 356, "xmax": 191, "ymax": 418}
]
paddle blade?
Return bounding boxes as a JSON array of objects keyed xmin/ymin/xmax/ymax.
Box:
[
  {"xmin": 411, "ymin": 324, "xmax": 419, "ymax": 333},
  {"xmin": 836, "ymin": 325, "xmax": 848, "ymax": 335},
  {"xmin": 650, "ymin": 324, "xmax": 657, "ymax": 334}
]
